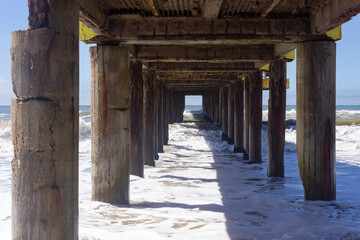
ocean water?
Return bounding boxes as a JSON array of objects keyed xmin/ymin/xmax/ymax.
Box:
[{"xmin": 0, "ymin": 106, "xmax": 360, "ymax": 238}]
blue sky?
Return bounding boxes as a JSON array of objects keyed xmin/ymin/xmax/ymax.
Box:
[{"xmin": 0, "ymin": 2, "xmax": 359, "ymax": 105}]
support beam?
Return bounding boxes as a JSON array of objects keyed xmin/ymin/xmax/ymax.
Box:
[
  {"xmin": 143, "ymin": 70, "xmax": 156, "ymax": 166},
  {"xmin": 203, "ymin": 0, "xmax": 224, "ymax": 18},
  {"xmin": 135, "ymin": 45, "xmax": 275, "ymax": 63},
  {"xmin": 221, "ymin": 87, "xmax": 229, "ymax": 141},
  {"xmin": 234, "ymin": 81, "xmax": 245, "ymax": 153},
  {"xmin": 268, "ymin": 59, "xmax": 286, "ymax": 177},
  {"xmin": 227, "ymin": 83, "xmax": 235, "ymax": 144},
  {"xmin": 296, "ymin": 41, "xmax": 336, "ymax": 200},
  {"xmin": 249, "ymin": 71, "xmax": 263, "ymax": 164},
  {"xmin": 11, "ymin": 0, "xmax": 79, "ymax": 238},
  {"xmin": 311, "ymin": 0, "xmax": 360, "ymax": 34},
  {"xmin": 130, "ymin": 60, "xmax": 144, "ymax": 177},
  {"xmin": 147, "ymin": 62, "xmax": 255, "ymax": 72},
  {"xmin": 91, "ymin": 45, "xmax": 130, "ymax": 204},
  {"xmin": 105, "ymin": 17, "xmax": 313, "ymax": 45},
  {"xmin": 244, "ymin": 78, "xmax": 250, "ymax": 160}
]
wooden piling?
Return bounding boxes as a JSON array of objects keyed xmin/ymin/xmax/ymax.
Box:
[
  {"xmin": 163, "ymin": 88, "xmax": 169, "ymax": 145},
  {"xmin": 11, "ymin": 0, "xmax": 79, "ymax": 238},
  {"xmin": 296, "ymin": 41, "xmax": 336, "ymax": 200},
  {"xmin": 143, "ymin": 71, "xmax": 156, "ymax": 166},
  {"xmin": 234, "ymin": 81, "xmax": 245, "ymax": 153},
  {"xmin": 221, "ymin": 87, "xmax": 229, "ymax": 141},
  {"xmin": 90, "ymin": 45, "xmax": 130, "ymax": 204},
  {"xmin": 219, "ymin": 88, "xmax": 222, "ymax": 125},
  {"xmin": 249, "ymin": 71, "xmax": 263, "ymax": 164},
  {"xmin": 130, "ymin": 60, "xmax": 144, "ymax": 177},
  {"xmin": 158, "ymin": 83, "xmax": 164, "ymax": 153},
  {"xmin": 228, "ymin": 84, "xmax": 235, "ymax": 144},
  {"xmin": 268, "ymin": 60, "xmax": 287, "ymax": 177},
  {"xmin": 244, "ymin": 78, "xmax": 251, "ymax": 160},
  {"xmin": 154, "ymin": 83, "xmax": 159, "ymax": 160}
]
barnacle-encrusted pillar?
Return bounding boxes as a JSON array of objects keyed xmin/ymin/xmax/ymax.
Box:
[{"xmin": 91, "ymin": 45, "xmax": 130, "ymax": 204}]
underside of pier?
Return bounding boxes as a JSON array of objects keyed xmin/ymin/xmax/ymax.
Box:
[{"xmin": 10, "ymin": 0, "xmax": 360, "ymax": 238}]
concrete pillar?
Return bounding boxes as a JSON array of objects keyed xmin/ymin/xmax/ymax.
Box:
[
  {"xmin": 130, "ymin": 60, "xmax": 144, "ymax": 177},
  {"xmin": 234, "ymin": 80, "xmax": 245, "ymax": 153},
  {"xmin": 158, "ymin": 83, "xmax": 164, "ymax": 153},
  {"xmin": 249, "ymin": 71, "xmax": 263, "ymax": 164},
  {"xmin": 168, "ymin": 90, "xmax": 174, "ymax": 124},
  {"xmin": 228, "ymin": 84, "xmax": 235, "ymax": 144},
  {"xmin": 143, "ymin": 71, "xmax": 156, "ymax": 166},
  {"xmin": 221, "ymin": 87, "xmax": 229, "ymax": 141},
  {"xmin": 268, "ymin": 60, "xmax": 287, "ymax": 177},
  {"xmin": 244, "ymin": 78, "xmax": 251, "ymax": 160},
  {"xmin": 91, "ymin": 45, "xmax": 130, "ymax": 204},
  {"xmin": 154, "ymin": 83, "xmax": 159, "ymax": 160},
  {"xmin": 296, "ymin": 41, "xmax": 336, "ymax": 200},
  {"xmin": 11, "ymin": 0, "xmax": 79, "ymax": 238}
]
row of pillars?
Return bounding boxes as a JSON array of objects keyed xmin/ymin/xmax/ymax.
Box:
[
  {"xmin": 202, "ymin": 41, "xmax": 336, "ymax": 202},
  {"xmin": 10, "ymin": 1, "xmax": 336, "ymax": 236}
]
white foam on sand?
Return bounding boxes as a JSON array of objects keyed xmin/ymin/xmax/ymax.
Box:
[{"xmin": 1, "ymin": 111, "xmax": 360, "ymax": 239}]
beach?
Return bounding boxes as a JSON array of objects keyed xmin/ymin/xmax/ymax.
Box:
[{"xmin": 0, "ymin": 106, "xmax": 360, "ymax": 239}]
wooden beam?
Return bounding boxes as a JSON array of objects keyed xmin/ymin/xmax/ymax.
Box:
[
  {"xmin": 144, "ymin": 0, "xmax": 159, "ymax": 16},
  {"xmin": 102, "ymin": 17, "xmax": 313, "ymax": 45},
  {"xmin": 147, "ymin": 62, "xmax": 255, "ymax": 72},
  {"xmin": 203, "ymin": 0, "xmax": 224, "ymax": 18},
  {"xmin": 78, "ymin": 0, "xmax": 107, "ymax": 35},
  {"xmin": 262, "ymin": 0, "xmax": 281, "ymax": 17},
  {"xmin": 311, "ymin": 0, "xmax": 360, "ymax": 34},
  {"xmin": 135, "ymin": 45, "xmax": 275, "ymax": 63}
]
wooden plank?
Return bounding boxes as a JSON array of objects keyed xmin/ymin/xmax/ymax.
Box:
[
  {"xmin": 268, "ymin": 59, "xmax": 286, "ymax": 177},
  {"xmin": 135, "ymin": 45, "xmax": 275, "ymax": 63},
  {"xmin": 90, "ymin": 46, "xmax": 130, "ymax": 204},
  {"xmin": 296, "ymin": 41, "xmax": 336, "ymax": 200},
  {"xmin": 203, "ymin": 0, "xmax": 224, "ymax": 18}
]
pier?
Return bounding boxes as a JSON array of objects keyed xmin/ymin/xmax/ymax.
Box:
[{"xmin": 10, "ymin": 0, "xmax": 360, "ymax": 238}]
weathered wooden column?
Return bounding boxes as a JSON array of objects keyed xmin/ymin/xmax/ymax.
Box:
[
  {"xmin": 268, "ymin": 60, "xmax": 287, "ymax": 177},
  {"xmin": 297, "ymin": 41, "xmax": 336, "ymax": 200},
  {"xmin": 158, "ymin": 83, "xmax": 164, "ymax": 151},
  {"xmin": 163, "ymin": 88, "xmax": 169, "ymax": 145},
  {"xmin": 249, "ymin": 71, "xmax": 263, "ymax": 164},
  {"xmin": 168, "ymin": 90, "xmax": 174, "ymax": 124},
  {"xmin": 219, "ymin": 88, "xmax": 222, "ymax": 125},
  {"xmin": 11, "ymin": 1, "xmax": 79, "ymax": 238},
  {"xmin": 143, "ymin": 70, "xmax": 156, "ymax": 166},
  {"xmin": 91, "ymin": 45, "xmax": 130, "ymax": 204},
  {"xmin": 130, "ymin": 60, "xmax": 144, "ymax": 177},
  {"xmin": 221, "ymin": 87, "xmax": 229, "ymax": 141},
  {"xmin": 214, "ymin": 92, "xmax": 219, "ymax": 123},
  {"xmin": 154, "ymin": 82, "xmax": 159, "ymax": 160},
  {"xmin": 244, "ymin": 77, "xmax": 251, "ymax": 160},
  {"xmin": 228, "ymin": 83, "xmax": 235, "ymax": 144},
  {"xmin": 234, "ymin": 80, "xmax": 245, "ymax": 153}
]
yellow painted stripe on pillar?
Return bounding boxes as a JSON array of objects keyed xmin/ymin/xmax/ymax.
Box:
[
  {"xmin": 262, "ymin": 78, "xmax": 289, "ymax": 90},
  {"xmin": 326, "ymin": 25, "xmax": 342, "ymax": 41},
  {"xmin": 79, "ymin": 22, "xmax": 98, "ymax": 42},
  {"xmin": 281, "ymin": 50, "xmax": 295, "ymax": 60},
  {"xmin": 260, "ymin": 64, "xmax": 269, "ymax": 71}
]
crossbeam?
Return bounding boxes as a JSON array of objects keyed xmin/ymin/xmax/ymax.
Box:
[
  {"xmin": 134, "ymin": 45, "xmax": 274, "ymax": 63},
  {"xmin": 147, "ymin": 62, "xmax": 256, "ymax": 72}
]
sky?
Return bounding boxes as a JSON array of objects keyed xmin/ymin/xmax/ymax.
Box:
[{"xmin": 0, "ymin": 2, "xmax": 359, "ymax": 106}]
